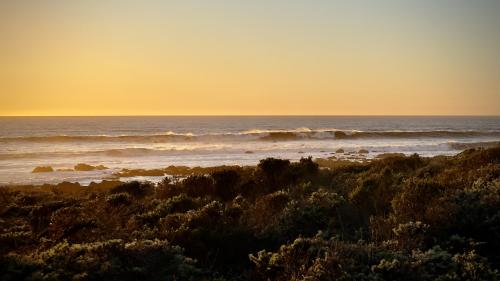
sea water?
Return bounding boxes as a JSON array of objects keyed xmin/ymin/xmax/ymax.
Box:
[{"xmin": 0, "ymin": 116, "xmax": 499, "ymax": 185}]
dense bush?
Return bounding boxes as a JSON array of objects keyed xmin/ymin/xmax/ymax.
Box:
[
  {"xmin": 0, "ymin": 150, "xmax": 499, "ymax": 280},
  {"xmin": 109, "ymin": 181, "xmax": 151, "ymax": 198},
  {"xmin": 0, "ymin": 239, "xmax": 203, "ymax": 281},
  {"xmin": 211, "ymin": 170, "xmax": 241, "ymax": 201},
  {"xmin": 183, "ymin": 175, "xmax": 215, "ymax": 198},
  {"xmin": 106, "ymin": 192, "xmax": 132, "ymax": 206}
]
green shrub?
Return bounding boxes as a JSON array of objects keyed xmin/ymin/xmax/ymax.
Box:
[
  {"xmin": 106, "ymin": 192, "xmax": 132, "ymax": 206},
  {"xmin": 183, "ymin": 175, "xmax": 215, "ymax": 198},
  {"xmin": 257, "ymin": 158, "xmax": 291, "ymax": 191},
  {"xmin": 0, "ymin": 239, "xmax": 204, "ymax": 281},
  {"xmin": 1, "ymin": 146, "xmax": 499, "ymax": 280},
  {"xmin": 109, "ymin": 181, "xmax": 151, "ymax": 198},
  {"xmin": 211, "ymin": 170, "xmax": 240, "ymax": 201}
]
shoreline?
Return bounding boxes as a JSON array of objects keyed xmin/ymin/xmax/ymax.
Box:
[
  {"xmin": 4, "ymin": 145, "xmax": 497, "ymax": 191},
  {"xmin": 1, "ymin": 145, "xmax": 499, "ymax": 279}
]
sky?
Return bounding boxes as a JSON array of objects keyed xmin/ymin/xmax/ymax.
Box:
[{"xmin": 1, "ymin": 0, "xmax": 499, "ymax": 116}]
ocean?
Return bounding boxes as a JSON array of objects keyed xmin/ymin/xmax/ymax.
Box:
[{"xmin": 0, "ymin": 116, "xmax": 499, "ymax": 185}]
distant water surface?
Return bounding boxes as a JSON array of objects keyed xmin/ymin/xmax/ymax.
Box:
[{"xmin": 0, "ymin": 116, "xmax": 499, "ymax": 185}]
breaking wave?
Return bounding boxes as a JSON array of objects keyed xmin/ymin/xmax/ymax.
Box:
[
  {"xmin": 0, "ymin": 141, "xmax": 498, "ymax": 161},
  {"xmin": 1, "ymin": 128, "xmax": 500, "ymax": 143},
  {"xmin": 0, "ymin": 148, "xmax": 195, "ymax": 160}
]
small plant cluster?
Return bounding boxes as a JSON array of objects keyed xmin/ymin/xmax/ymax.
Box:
[{"xmin": 1, "ymin": 148, "xmax": 499, "ymax": 280}]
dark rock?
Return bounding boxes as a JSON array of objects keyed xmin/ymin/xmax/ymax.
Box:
[{"xmin": 32, "ymin": 166, "xmax": 54, "ymax": 173}]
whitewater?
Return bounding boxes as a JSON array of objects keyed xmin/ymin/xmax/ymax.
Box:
[{"xmin": 0, "ymin": 116, "xmax": 498, "ymax": 185}]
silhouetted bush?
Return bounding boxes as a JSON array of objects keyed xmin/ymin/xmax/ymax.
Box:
[
  {"xmin": 106, "ymin": 192, "xmax": 132, "ymax": 206},
  {"xmin": 133, "ymin": 194, "xmax": 200, "ymax": 226},
  {"xmin": 289, "ymin": 156, "xmax": 319, "ymax": 183},
  {"xmin": 110, "ymin": 181, "xmax": 151, "ymax": 198},
  {"xmin": 1, "ymin": 146, "xmax": 500, "ymax": 280},
  {"xmin": 155, "ymin": 177, "xmax": 183, "ymax": 199},
  {"xmin": 350, "ymin": 167, "xmax": 398, "ymax": 217},
  {"xmin": 211, "ymin": 170, "xmax": 240, "ymax": 201},
  {"xmin": 257, "ymin": 158, "xmax": 291, "ymax": 192},
  {"xmin": 183, "ymin": 175, "xmax": 215, "ymax": 198},
  {"xmin": 0, "ymin": 239, "xmax": 203, "ymax": 281}
]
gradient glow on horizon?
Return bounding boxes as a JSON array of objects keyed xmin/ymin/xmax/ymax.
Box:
[{"xmin": 1, "ymin": 0, "xmax": 499, "ymax": 116}]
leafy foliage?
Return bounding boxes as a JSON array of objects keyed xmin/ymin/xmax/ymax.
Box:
[{"xmin": 1, "ymin": 149, "xmax": 499, "ymax": 280}]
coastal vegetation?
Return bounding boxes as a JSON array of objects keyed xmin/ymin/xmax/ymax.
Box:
[{"xmin": 1, "ymin": 146, "xmax": 500, "ymax": 280}]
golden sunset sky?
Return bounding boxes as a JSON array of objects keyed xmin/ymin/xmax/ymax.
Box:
[{"xmin": 1, "ymin": 0, "xmax": 499, "ymax": 116}]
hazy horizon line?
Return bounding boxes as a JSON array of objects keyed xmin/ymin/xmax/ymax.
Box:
[{"xmin": 1, "ymin": 114, "xmax": 499, "ymax": 118}]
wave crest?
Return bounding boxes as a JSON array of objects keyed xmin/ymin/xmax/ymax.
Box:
[{"xmin": 1, "ymin": 129, "xmax": 499, "ymax": 143}]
